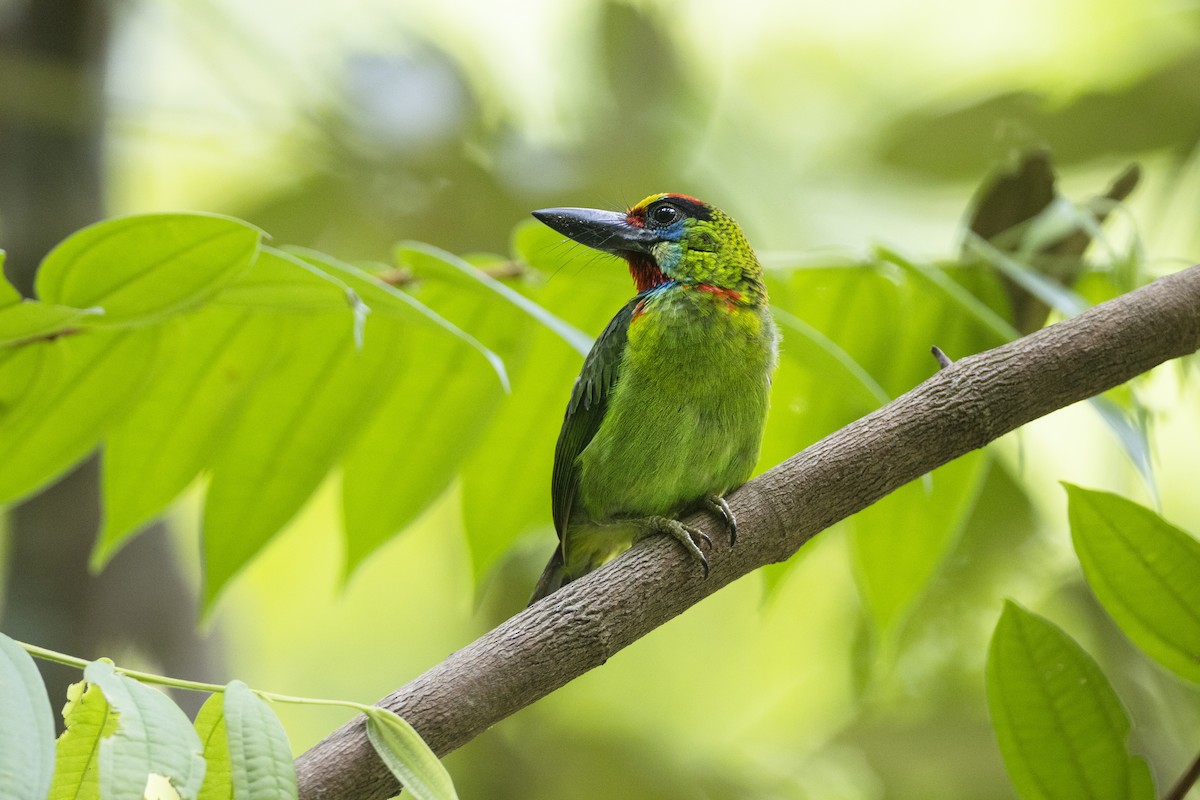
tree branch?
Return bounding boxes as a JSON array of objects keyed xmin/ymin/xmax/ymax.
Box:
[{"xmin": 296, "ymin": 265, "xmax": 1200, "ymax": 800}]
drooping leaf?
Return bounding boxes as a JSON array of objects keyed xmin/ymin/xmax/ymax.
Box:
[
  {"xmin": 288, "ymin": 247, "xmax": 509, "ymax": 391},
  {"xmin": 986, "ymin": 602, "xmax": 1154, "ymax": 800},
  {"xmin": 201, "ymin": 310, "xmax": 401, "ymax": 610},
  {"xmin": 764, "ymin": 258, "xmax": 1003, "ymax": 622},
  {"xmin": 96, "ymin": 311, "xmax": 281, "ymax": 568},
  {"xmin": 35, "ymin": 213, "xmax": 262, "ymax": 325},
  {"xmin": 0, "ymin": 633, "xmax": 55, "ymax": 800},
  {"xmin": 851, "ymin": 452, "xmax": 989, "ymax": 643},
  {"xmin": 83, "ymin": 661, "xmax": 206, "ymax": 800},
  {"xmin": 364, "ymin": 707, "xmax": 458, "ymax": 800},
  {"xmin": 397, "ymin": 241, "xmax": 591, "ymax": 356},
  {"xmin": 875, "ymin": 246, "xmax": 1019, "ymax": 342},
  {"xmin": 49, "ymin": 680, "xmax": 117, "ymax": 800},
  {"xmin": 194, "ymin": 694, "xmax": 232, "ymax": 800},
  {"xmin": 1067, "ymin": 484, "xmax": 1200, "ymax": 684},
  {"xmin": 341, "ymin": 318, "xmax": 502, "ymax": 578},
  {"xmin": 0, "ymin": 327, "xmax": 162, "ymax": 505},
  {"xmin": 222, "ymin": 682, "xmax": 296, "ymax": 800}
]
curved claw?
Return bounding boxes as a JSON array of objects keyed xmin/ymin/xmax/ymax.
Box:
[
  {"xmin": 646, "ymin": 516, "xmax": 711, "ymax": 579},
  {"xmin": 704, "ymin": 495, "xmax": 737, "ymax": 546}
]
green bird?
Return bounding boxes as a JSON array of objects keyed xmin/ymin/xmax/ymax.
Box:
[{"xmin": 528, "ymin": 193, "xmax": 778, "ymax": 604}]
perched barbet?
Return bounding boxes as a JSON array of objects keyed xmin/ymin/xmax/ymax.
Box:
[{"xmin": 528, "ymin": 193, "xmax": 778, "ymax": 603}]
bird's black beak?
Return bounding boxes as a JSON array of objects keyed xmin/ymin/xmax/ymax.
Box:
[{"xmin": 532, "ymin": 207, "xmax": 659, "ymax": 256}]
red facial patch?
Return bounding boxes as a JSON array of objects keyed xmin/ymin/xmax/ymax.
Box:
[{"xmin": 627, "ymin": 254, "xmax": 669, "ymax": 293}]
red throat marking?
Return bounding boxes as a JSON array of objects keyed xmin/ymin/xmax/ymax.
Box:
[{"xmin": 627, "ymin": 254, "xmax": 669, "ymax": 293}]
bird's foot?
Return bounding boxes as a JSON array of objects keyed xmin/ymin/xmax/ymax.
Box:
[
  {"xmin": 645, "ymin": 515, "xmax": 712, "ymax": 579},
  {"xmin": 703, "ymin": 494, "xmax": 737, "ymax": 546}
]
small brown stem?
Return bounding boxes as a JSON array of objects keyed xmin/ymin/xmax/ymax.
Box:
[
  {"xmin": 931, "ymin": 345, "xmax": 953, "ymax": 369},
  {"xmin": 1165, "ymin": 747, "xmax": 1200, "ymax": 800}
]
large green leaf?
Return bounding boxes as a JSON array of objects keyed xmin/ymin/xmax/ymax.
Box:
[
  {"xmin": 83, "ymin": 661, "xmax": 206, "ymax": 800},
  {"xmin": 35, "ymin": 214, "xmax": 262, "ymax": 325},
  {"xmin": 202, "ymin": 310, "xmax": 401, "ymax": 610},
  {"xmin": 96, "ymin": 311, "xmax": 281, "ymax": 568},
  {"xmin": 0, "ymin": 327, "xmax": 161, "ymax": 505},
  {"xmin": 364, "ymin": 707, "xmax": 458, "ymax": 800},
  {"xmin": 222, "ymin": 682, "xmax": 296, "ymax": 800},
  {"xmin": 765, "ymin": 259, "xmax": 1005, "ymax": 629},
  {"xmin": 0, "ymin": 633, "xmax": 55, "ymax": 800},
  {"xmin": 851, "ymin": 452, "xmax": 989, "ymax": 643},
  {"xmin": 340, "ymin": 317, "xmax": 502, "ymax": 579},
  {"xmin": 1067, "ymin": 484, "xmax": 1200, "ymax": 683},
  {"xmin": 986, "ymin": 602, "xmax": 1153, "ymax": 800},
  {"xmin": 194, "ymin": 695, "xmax": 232, "ymax": 800},
  {"xmin": 49, "ymin": 681, "xmax": 117, "ymax": 800}
]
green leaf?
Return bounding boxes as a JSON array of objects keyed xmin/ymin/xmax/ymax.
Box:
[
  {"xmin": 202, "ymin": 310, "xmax": 401, "ymax": 610},
  {"xmin": 49, "ymin": 680, "xmax": 117, "ymax": 800},
  {"xmin": 0, "ymin": 327, "xmax": 162, "ymax": 505},
  {"xmin": 458, "ymin": 308, "xmax": 589, "ymax": 582},
  {"xmin": 963, "ymin": 233, "xmax": 1090, "ymax": 319},
  {"xmin": 398, "ymin": 241, "xmax": 591, "ymax": 356},
  {"xmin": 212, "ymin": 247, "xmax": 362, "ymax": 314},
  {"xmin": 0, "ymin": 633, "xmax": 55, "ymax": 800},
  {"xmin": 876, "ymin": 245, "xmax": 1020, "ymax": 342},
  {"xmin": 363, "ymin": 707, "xmax": 458, "ymax": 800},
  {"xmin": 83, "ymin": 661, "xmax": 206, "ymax": 800},
  {"xmin": 194, "ymin": 695, "xmax": 232, "ymax": 800},
  {"xmin": 1067, "ymin": 484, "xmax": 1200, "ymax": 683},
  {"xmin": 0, "ymin": 300, "xmax": 101, "ymax": 347},
  {"xmin": 851, "ymin": 452, "xmax": 989, "ymax": 643},
  {"xmin": 0, "ymin": 252, "xmax": 17, "ymax": 304},
  {"xmin": 222, "ymin": 682, "xmax": 296, "ymax": 800},
  {"xmin": 986, "ymin": 602, "xmax": 1153, "ymax": 800},
  {"xmin": 341, "ymin": 319, "xmax": 502, "ymax": 578},
  {"xmin": 288, "ymin": 247, "xmax": 509, "ymax": 391},
  {"xmin": 771, "ymin": 305, "xmax": 889, "ymax": 406},
  {"xmin": 95, "ymin": 311, "xmax": 281, "ymax": 568},
  {"xmin": 35, "ymin": 213, "xmax": 262, "ymax": 325}
]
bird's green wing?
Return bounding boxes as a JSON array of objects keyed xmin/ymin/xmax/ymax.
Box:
[{"xmin": 551, "ymin": 292, "xmax": 644, "ymax": 539}]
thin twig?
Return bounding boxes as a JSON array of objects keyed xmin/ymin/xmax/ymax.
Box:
[
  {"xmin": 931, "ymin": 344, "xmax": 954, "ymax": 369},
  {"xmin": 1165, "ymin": 747, "xmax": 1200, "ymax": 800}
]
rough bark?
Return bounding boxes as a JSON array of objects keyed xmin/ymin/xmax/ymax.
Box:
[{"xmin": 296, "ymin": 265, "xmax": 1200, "ymax": 800}]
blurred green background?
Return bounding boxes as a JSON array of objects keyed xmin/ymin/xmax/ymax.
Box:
[{"xmin": 3, "ymin": 0, "xmax": 1200, "ymax": 797}]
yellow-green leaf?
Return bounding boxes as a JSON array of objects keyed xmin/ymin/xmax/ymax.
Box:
[
  {"xmin": 35, "ymin": 213, "xmax": 261, "ymax": 325},
  {"xmin": 194, "ymin": 694, "xmax": 232, "ymax": 800},
  {"xmin": 49, "ymin": 681, "xmax": 117, "ymax": 800},
  {"xmin": 0, "ymin": 327, "xmax": 161, "ymax": 505}
]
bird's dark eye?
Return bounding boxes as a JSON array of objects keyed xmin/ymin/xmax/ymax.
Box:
[{"xmin": 649, "ymin": 203, "xmax": 680, "ymax": 227}]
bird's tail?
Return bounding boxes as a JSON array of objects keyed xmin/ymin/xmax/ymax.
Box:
[{"xmin": 528, "ymin": 548, "xmax": 568, "ymax": 606}]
